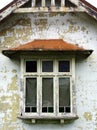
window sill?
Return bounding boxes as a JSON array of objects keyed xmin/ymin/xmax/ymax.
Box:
[{"xmin": 18, "ymin": 114, "xmax": 78, "ymax": 124}]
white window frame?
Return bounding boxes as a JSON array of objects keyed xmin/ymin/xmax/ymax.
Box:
[{"xmin": 19, "ymin": 55, "xmax": 77, "ymax": 119}]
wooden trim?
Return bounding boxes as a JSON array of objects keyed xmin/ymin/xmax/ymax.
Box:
[
  {"xmin": 18, "ymin": 114, "xmax": 79, "ymax": 120},
  {"xmin": 13, "ymin": 6, "xmax": 84, "ymax": 13},
  {"xmin": 61, "ymin": 0, "xmax": 65, "ymax": 7}
]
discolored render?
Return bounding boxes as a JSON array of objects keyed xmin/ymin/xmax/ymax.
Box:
[
  {"xmin": 0, "ymin": 16, "xmax": 32, "ymax": 50},
  {"xmin": 0, "ymin": 74, "xmax": 20, "ymax": 130},
  {"xmin": 83, "ymin": 112, "xmax": 92, "ymax": 121},
  {"xmin": 0, "ymin": 7, "xmax": 97, "ymax": 130}
]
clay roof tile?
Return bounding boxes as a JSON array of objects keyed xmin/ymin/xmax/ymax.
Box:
[{"xmin": 2, "ymin": 39, "xmax": 93, "ymax": 57}]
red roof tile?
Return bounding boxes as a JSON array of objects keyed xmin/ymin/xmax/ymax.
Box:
[
  {"xmin": 2, "ymin": 39, "xmax": 93, "ymax": 57},
  {"xmin": 9, "ymin": 39, "xmax": 84, "ymax": 51}
]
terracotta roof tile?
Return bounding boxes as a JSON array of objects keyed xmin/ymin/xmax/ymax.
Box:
[
  {"xmin": 2, "ymin": 39, "xmax": 93, "ymax": 57},
  {"xmin": 9, "ymin": 39, "xmax": 84, "ymax": 51}
]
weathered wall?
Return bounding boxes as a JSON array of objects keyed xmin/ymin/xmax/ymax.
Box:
[{"xmin": 0, "ymin": 12, "xmax": 97, "ymax": 130}]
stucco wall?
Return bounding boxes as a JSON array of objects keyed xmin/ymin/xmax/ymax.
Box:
[{"xmin": 0, "ymin": 12, "xmax": 97, "ymax": 130}]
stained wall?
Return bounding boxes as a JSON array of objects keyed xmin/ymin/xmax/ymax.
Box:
[{"xmin": 0, "ymin": 12, "xmax": 97, "ymax": 130}]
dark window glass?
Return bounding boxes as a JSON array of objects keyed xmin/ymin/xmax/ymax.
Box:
[
  {"xmin": 55, "ymin": 0, "xmax": 61, "ymax": 7},
  {"xmin": 65, "ymin": 106, "xmax": 71, "ymax": 113},
  {"xmin": 36, "ymin": 0, "xmax": 41, "ymax": 7},
  {"xmin": 42, "ymin": 78, "xmax": 53, "ymax": 113},
  {"xmin": 31, "ymin": 107, "xmax": 37, "ymax": 112},
  {"xmin": 59, "ymin": 107, "xmax": 65, "ymax": 113},
  {"xmin": 26, "ymin": 61, "xmax": 37, "ymax": 72},
  {"xmin": 25, "ymin": 107, "xmax": 30, "ymax": 113},
  {"xmin": 46, "ymin": 0, "xmax": 51, "ymax": 7},
  {"xmin": 42, "ymin": 107, "xmax": 47, "ymax": 113},
  {"xmin": 42, "ymin": 61, "xmax": 53, "ymax": 72},
  {"xmin": 25, "ymin": 78, "xmax": 37, "ymax": 112},
  {"xmin": 48, "ymin": 107, "xmax": 53, "ymax": 113},
  {"xmin": 59, "ymin": 78, "xmax": 70, "ymax": 113},
  {"xmin": 59, "ymin": 61, "xmax": 70, "ymax": 72}
]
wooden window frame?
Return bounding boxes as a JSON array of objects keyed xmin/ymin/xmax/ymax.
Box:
[{"xmin": 19, "ymin": 55, "xmax": 78, "ymax": 120}]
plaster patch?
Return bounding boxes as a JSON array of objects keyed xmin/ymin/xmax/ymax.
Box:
[
  {"xmin": 8, "ymin": 75, "xmax": 18, "ymax": 91},
  {"xmin": 83, "ymin": 112, "xmax": 92, "ymax": 121},
  {"xmin": 12, "ymin": 69, "xmax": 17, "ymax": 73}
]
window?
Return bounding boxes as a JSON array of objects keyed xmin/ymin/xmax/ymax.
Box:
[{"xmin": 20, "ymin": 56, "xmax": 77, "ymax": 120}]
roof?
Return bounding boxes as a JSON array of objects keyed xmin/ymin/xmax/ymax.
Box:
[
  {"xmin": 0, "ymin": 0, "xmax": 29, "ymax": 21},
  {"xmin": 2, "ymin": 39, "xmax": 93, "ymax": 57},
  {"xmin": 0, "ymin": 0, "xmax": 97, "ymax": 21},
  {"xmin": 8, "ymin": 39, "xmax": 85, "ymax": 51},
  {"xmin": 80, "ymin": 0, "xmax": 97, "ymax": 19}
]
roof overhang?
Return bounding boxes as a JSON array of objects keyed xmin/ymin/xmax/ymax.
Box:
[{"xmin": 2, "ymin": 39, "xmax": 93, "ymax": 58}]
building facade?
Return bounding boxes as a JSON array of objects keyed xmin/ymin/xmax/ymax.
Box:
[{"xmin": 0, "ymin": 0, "xmax": 97, "ymax": 130}]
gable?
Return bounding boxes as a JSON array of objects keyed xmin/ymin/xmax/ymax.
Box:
[{"xmin": 0, "ymin": 0, "xmax": 97, "ymax": 21}]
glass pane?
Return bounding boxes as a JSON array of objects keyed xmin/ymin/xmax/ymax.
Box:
[
  {"xmin": 36, "ymin": 0, "xmax": 41, "ymax": 7},
  {"xmin": 25, "ymin": 78, "xmax": 37, "ymax": 112},
  {"xmin": 26, "ymin": 61, "xmax": 37, "ymax": 72},
  {"xmin": 59, "ymin": 78, "xmax": 70, "ymax": 112},
  {"xmin": 59, "ymin": 61, "xmax": 70, "ymax": 72},
  {"xmin": 42, "ymin": 61, "xmax": 53, "ymax": 72},
  {"xmin": 42, "ymin": 78, "xmax": 53, "ymax": 113},
  {"xmin": 46, "ymin": 0, "xmax": 51, "ymax": 7}
]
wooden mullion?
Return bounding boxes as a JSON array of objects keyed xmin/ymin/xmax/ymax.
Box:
[
  {"xmin": 42, "ymin": 0, "xmax": 45, "ymax": 7},
  {"xmin": 51, "ymin": 0, "xmax": 55, "ymax": 7},
  {"xmin": 31, "ymin": 0, "xmax": 36, "ymax": 7},
  {"xmin": 61, "ymin": 0, "xmax": 65, "ymax": 7}
]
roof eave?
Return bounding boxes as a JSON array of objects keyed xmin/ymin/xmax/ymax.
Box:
[{"xmin": 2, "ymin": 49, "xmax": 93, "ymax": 58}]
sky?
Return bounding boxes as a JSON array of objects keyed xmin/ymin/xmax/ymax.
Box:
[
  {"xmin": 86, "ymin": 0, "xmax": 97, "ymax": 8},
  {"xmin": 0, "ymin": 0, "xmax": 97, "ymax": 10},
  {"xmin": 0, "ymin": 0, "xmax": 13, "ymax": 10}
]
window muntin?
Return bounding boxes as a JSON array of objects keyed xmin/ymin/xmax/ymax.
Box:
[{"xmin": 22, "ymin": 58, "xmax": 75, "ymax": 117}]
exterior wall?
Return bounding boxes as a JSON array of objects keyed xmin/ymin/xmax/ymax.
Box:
[{"xmin": 0, "ymin": 12, "xmax": 97, "ymax": 130}]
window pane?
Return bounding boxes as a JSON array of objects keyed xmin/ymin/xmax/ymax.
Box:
[
  {"xmin": 36, "ymin": 0, "xmax": 41, "ymax": 7},
  {"xmin": 42, "ymin": 61, "xmax": 53, "ymax": 72},
  {"xmin": 46, "ymin": 0, "xmax": 51, "ymax": 7},
  {"xmin": 59, "ymin": 77, "xmax": 70, "ymax": 113},
  {"xmin": 42, "ymin": 78, "xmax": 53, "ymax": 113},
  {"xmin": 26, "ymin": 61, "xmax": 37, "ymax": 72},
  {"xmin": 25, "ymin": 78, "xmax": 37, "ymax": 112},
  {"xmin": 59, "ymin": 61, "xmax": 70, "ymax": 72}
]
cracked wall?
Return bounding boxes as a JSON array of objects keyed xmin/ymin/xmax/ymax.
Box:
[{"xmin": 0, "ymin": 12, "xmax": 97, "ymax": 130}]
